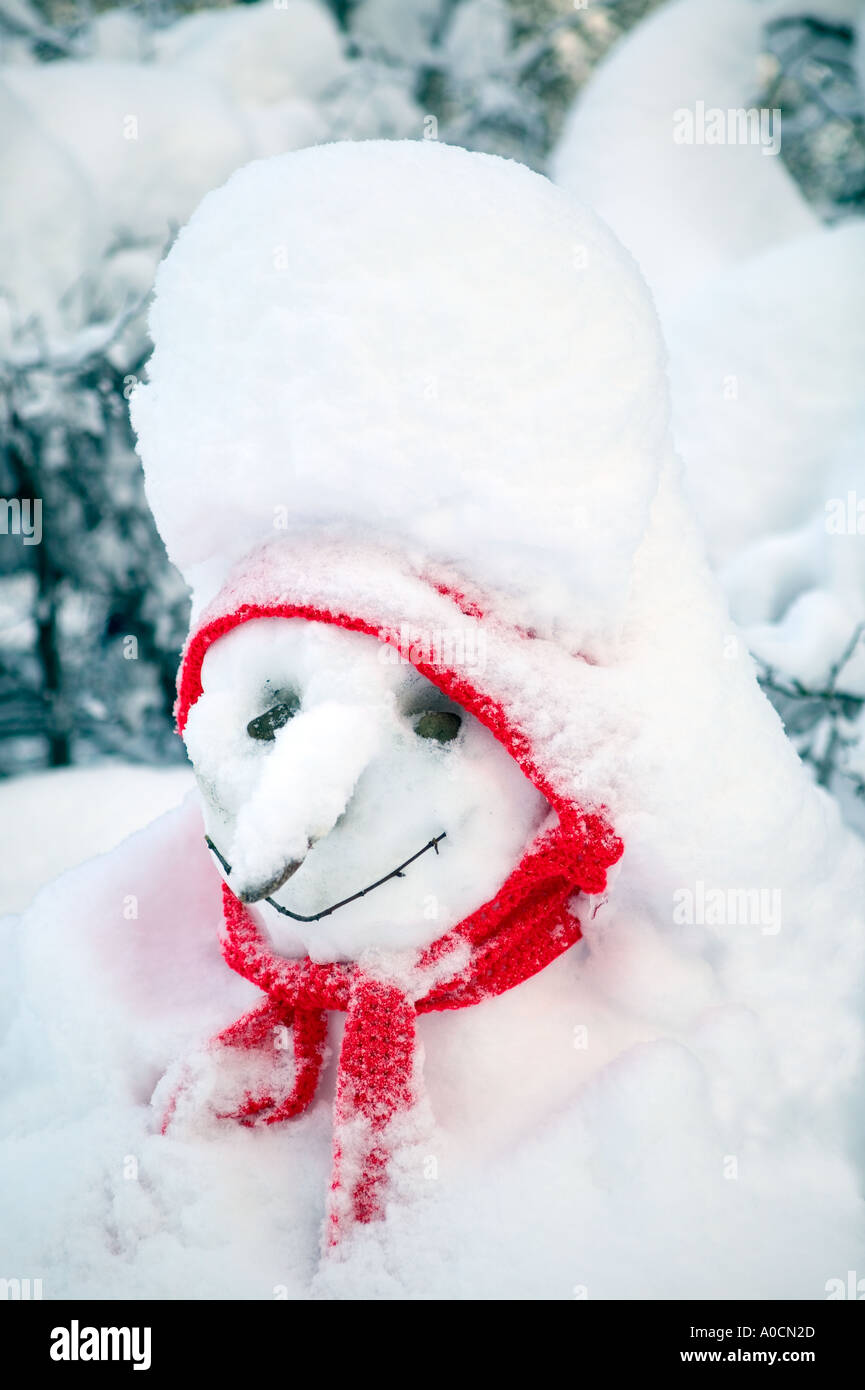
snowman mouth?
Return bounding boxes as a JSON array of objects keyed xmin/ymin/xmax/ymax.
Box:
[{"xmin": 204, "ymin": 832, "xmax": 447, "ymax": 923}]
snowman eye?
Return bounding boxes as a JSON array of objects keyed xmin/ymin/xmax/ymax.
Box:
[
  {"xmin": 414, "ymin": 710, "xmax": 462, "ymax": 743},
  {"xmin": 247, "ymin": 691, "xmax": 301, "ymax": 741}
]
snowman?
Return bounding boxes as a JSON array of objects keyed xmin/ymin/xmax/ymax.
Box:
[{"xmin": 1, "ymin": 139, "xmax": 863, "ymax": 1299}]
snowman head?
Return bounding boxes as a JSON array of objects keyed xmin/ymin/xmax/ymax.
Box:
[
  {"xmin": 145, "ymin": 142, "xmax": 651, "ymax": 965},
  {"xmin": 183, "ymin": 614, "xmax": 551, "ymax": 962}
]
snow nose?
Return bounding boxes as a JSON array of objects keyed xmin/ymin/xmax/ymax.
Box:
[
  {"xmin": 235, "ymin": 854, "xmax": 306, "ymax": 905},
  {"xmin": 228, "ymin": 699, "xmax": 383, "ymax": 903}
]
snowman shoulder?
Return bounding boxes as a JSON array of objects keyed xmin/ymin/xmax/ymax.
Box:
[{"xmin": 3, "ymin": 793, "xmax": 255, "ymax": 1105}]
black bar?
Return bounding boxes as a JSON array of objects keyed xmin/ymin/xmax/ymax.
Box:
[{"xmin": 3, "ymin": 1298, "xmax": 862, "ymax": 1374}]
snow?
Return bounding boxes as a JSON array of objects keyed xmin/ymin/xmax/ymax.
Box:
[
  {"xmin": 2, "ymin": 62, "xmax": 865, "ymax": 1297},
  {"xmin": 0, "ymin": 78, "xmax": 96, "ymax": 335},
  {"xmin": 0, "ymin": 764, "xmax": 193, "ymax": 916},
  {"xmin": 152, "ymin": 0, "xmax": 348, "ymax": 107},
  {"xmin": 443, "ymin": 0, "xmax": 510, "ymax": 85},
  {"xmin": 350, "ymin": 0, "xmax": 442, "ymax": 65},
  {"xmin": 89, "ymin": 8, "xmax": 148, "ymax": 62},
  {"xmin": 0, "ymin": 0, "xmax": 420, "ymax": 346},
  {"xmin": 746, "ymin": 587, "xmax": 865, "ymax": 689},
  {"xmin": 551, "ymin": 0, "xmax": 819, "ymax": 313},
  {"xmin": 768, "ymin": 0, "xmax": 865, "ymax": 21},
  {"xmin": 3, "ymin": 61, "xmax": 254, "ymax": 252},
  {"xmin": 665, "ymin": 214, "xmax": 865, "ymax": 718},
  {"xmin": 3, "ymin": 670, "xmax": 863, "ymax": 1296},
  {"xmin": 4, "ymin": 477, "xmax": 864, "ymax": 1294},
  {"xmin": 131, "ymin": 139, "xmax": 670, "ymax": 638},
  {"xmin": 553, "ymin": 0, "xmax": 865, "ymax": 824},
  {"xmin": 668, "ymin": 220, "xmax": 865, "ymax": 569}
]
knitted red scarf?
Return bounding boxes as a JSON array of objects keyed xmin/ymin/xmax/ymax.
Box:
[{"xmin": 168, "ymin": 591, "xmax": 623, "ymax": 1243}]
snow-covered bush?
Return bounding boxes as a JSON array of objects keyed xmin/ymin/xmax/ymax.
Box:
[{"xmin": 0, "ymin": 301, "xmax": 190, "ymax": 770}]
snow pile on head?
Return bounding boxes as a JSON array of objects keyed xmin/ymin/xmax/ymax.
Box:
[{"xmin": 131, "ymin": 139, "xmax": 669, "ymax": 634}]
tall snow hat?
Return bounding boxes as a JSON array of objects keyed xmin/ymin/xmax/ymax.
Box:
[{"xmin": 131, "ymin": 139, "xmax": 670, "ymax": 638}]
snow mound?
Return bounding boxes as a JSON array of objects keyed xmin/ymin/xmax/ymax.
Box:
[
  {"xmin": 0, "ymin": 765, "xmax": 194, "ymax": 917},
  {"xmin": 0, "ymin": 78, "xmax": 95, "ymax": 334},
  {"xmin": 669, "ymin": 219, "xmax": 865, "ymax": 567},
  {"xmin": 152, "ymin": 0, "xmax": 348, "ymax": 107},
  {"xmin": 551, "ymin": 0, "xmax": 818, "ymax": 311},
  {"xmin": 2, "ymin": 61, "xmax": 254, "ymax": 277},
  {"xmin": 0, "ymin": 1, "xmax": 418, "ymax": 341},
  {"xmin": 132, "ymin": 139, "xmax": 670, "ymax": 632}
]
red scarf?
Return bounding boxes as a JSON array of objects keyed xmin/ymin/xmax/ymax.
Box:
[
  {"xmin": 167, "ymin": 588, "xmax": 623, "ymax": 1242},
  {"xmin": 163, "ymin": 811, "xmax": 620, "ymax": 1244}
]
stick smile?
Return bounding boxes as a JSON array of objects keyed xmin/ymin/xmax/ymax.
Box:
[{"xmin": 205, "ymin": 832, "xmax": 447, "ymax": 923}]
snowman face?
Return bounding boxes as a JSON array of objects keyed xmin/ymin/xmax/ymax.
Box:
[{"xmin": 184, "ymin": 617, "xmax": 552, "ymax": 962}]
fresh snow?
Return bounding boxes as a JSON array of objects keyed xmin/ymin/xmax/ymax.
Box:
[
  {"xmin": 131, "ymin": 139, "xmax": 670, "ymax": 638},
  {"xmin": 0, "ymin": 0, "xmax": 420, "ymax": 347},
  {"xmin": 0, "ymin": 764, "xmax": 193, "ymax": 917},
  {"xmin": 551, "ymin": 0, "xmax": 819, "ymax": 314}
]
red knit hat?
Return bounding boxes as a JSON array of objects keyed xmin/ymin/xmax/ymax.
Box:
[{"xmin": 165, "ymin": 534, "xmax": 623, "ymax": 1244}]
